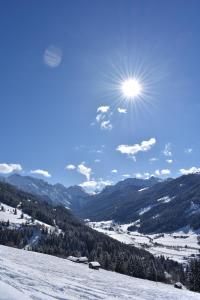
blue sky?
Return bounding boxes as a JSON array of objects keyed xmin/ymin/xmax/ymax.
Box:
[{"xmin": 0, "ymin": 0, "xmax": 200, "ymax": 191}]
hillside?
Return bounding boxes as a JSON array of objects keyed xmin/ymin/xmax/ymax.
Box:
[
  {"xmin": 0, "ymin": 174, "xmax": 89, "ymax": 210},
  {"xmin": 0, "ymin": 245, "xmax": 199, "ymax": 300},
  {"xmin": 3, "ymin": 174, "xmax": 200, "ymax": 234},
  {"xmin": 0, "ymin": 181, "xmax": 185, "ymax": 284},
  {"xmin": 78, "ymin": 174, "xmax": 200, "ymax": 233}
]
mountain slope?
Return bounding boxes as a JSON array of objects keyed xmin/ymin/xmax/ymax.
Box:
[
  {"xmin": 0, "ymin": 174, "xmax": 89, "ymax": 210},
  {"xmin": 0, "ymin": 245, "xmax": 199, "ymax": 300},
  {"xmin": 78, "ymin": 174, "xmax": 200, "ymax": 234},
  {"xmin": 0, "ymin": 181, "xmax": 183, "ymax": 283}
]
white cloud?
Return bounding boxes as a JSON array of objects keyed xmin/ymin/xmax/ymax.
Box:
[
  {"xmin": 149, "ymin": 157, "xmax": 158, "ymax": 163},
  {"xmin": 163, "ymin": 143, "xmax": 172, "ymax": 157},
  {"xmin": 117, "ymin": 108, "xmax": 127, "ymax": 114},
  {"xmin": 117, "ymin": 138, "xmax": 156, "ymax": 160},
  {"xmin": 166, "ymin": 159, "xmax": 173, "ymax": 164},
  {"xmin": 111, "ymin": 169, "xmax": 118, "ymax": 173},
  {"xmin": 179, "ymin": 167, "xmax": 200, "ymax": 175},
  {"xmin": 80, "ymin": 179, "xmax": 113, "ymax": 194},
  {"xmin": 122, "ymin": 174, "xmax": 130, "ymax": 178},
  {"xmin": 95, "ymin": 106, "xmax": 113, "ymax": 131},
  {"xmin": 161, "ymin": 169, "xmax": 171, "ymax": 175},
  {"xmin": 155, "ymin": 169, "xmax": 171, "ymax": 176},
  {"xmin": 96, "ymin": 114, "xmax": 104, "ymax": 123},
  {"xmin": 30, "ymin": 169, "xmax": 51, "ymax": 178},
  {"xmin": 144, "ymin": 172, "xmax": 150, "ymax": 177},
  {"xmin": 100, "ymin": 120, "xmax": 112, "ymax": 130},
  {"xmin": 97, "ymin": 106, "xmax": 110, "ymax": 113},
  {"xmin": 77, "ymin": 164, "xmax": 92, "ymax": 181},
  {"xmin": 135, "ymin": 173, "xmax": 143, "ymax": 178},
  {"xmin": 134, "ymin": 172, "xmax": 151, "ymax": 179},
  {"xmin": 185, "ymin": 148, "xmax": 193, "ymax": 154},
  {"xmin": 94, "ymin": 159, "xmax": 100, "ymax": 163},
  {"xmin": 66, "ymin": 164, "xmax": 76, "ymax": 170},
  {"xmin": 0, "ymin": 163, "xmax": 22, "ymax": 174}
]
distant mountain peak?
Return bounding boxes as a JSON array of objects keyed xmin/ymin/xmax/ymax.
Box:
[{"xmin": 0, "ymin": 174, "xmax": 89, "ymax": 210}]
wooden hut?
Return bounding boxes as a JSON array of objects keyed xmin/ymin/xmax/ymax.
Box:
[
  {"xmin": 89, "ymin": 261, "xmax": 101, "ymax": 270},
  {"xmin": 78, "ymin": 257, "xmax": 88, "ymax": 263},
  {"xmin": 174, "ymin": 282, "xmax": 183, "ymax": 289},
  {"xmin": 67, "ymin": 256, "xmax": 79, "ymax": 262}
]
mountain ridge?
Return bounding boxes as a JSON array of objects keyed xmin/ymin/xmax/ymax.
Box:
[{"xmin": 77, "ymin": 174, "xmax": 200, "ymax": 234}]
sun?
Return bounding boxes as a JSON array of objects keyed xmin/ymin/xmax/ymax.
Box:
[{"xmin": 121, "ymin": 78, "xmax": 142, "ymax": 99}]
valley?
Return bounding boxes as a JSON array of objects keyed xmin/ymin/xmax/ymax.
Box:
[{"xmin": 88, "ymin": 220, "xmax": 200, "ymax": 263}]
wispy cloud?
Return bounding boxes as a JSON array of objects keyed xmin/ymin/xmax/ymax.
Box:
[
  {"xmin": 179, "ymin": 167, "xmax": 200, "ymax": 175},
  {"xmin": 185, "ymin": 148, "xmax": 193, "ymax": 154},
  {"xmin": 122, "ymin": 174, "xmax": 130, "ymax": 178},
  {"xmin": 166, "ymin": 159, "xmax": 173, "ymax": 164},
  {"xmin": 65, "ymin": 164, "xmax": 76, "ymax": 170},
  {"xmin": 95, "ymin": 105, "xmax": 113, "ymax": 131},
  {"xmin": 135, "ymin": 173, "xmax": 143, "ymax": 178},
  {"xmin": 94, "ymin": 159, "xmax": 100, "ymax": 163},
  {"xmin": 65, "ymin": 162, "xmax": 92, "ymax": 181},
  {"xmin": 97, "ymin": 106, "xmax": 110, "ymax": 113},
  {"xmin": 111, "ymin": 169, "xmax": 118, "ymax": 173},
  {"xmin": 31, "ymin": 169, "xmax": 51, "ymax": 178},
  {"xmin": 149, "ymin": 157, "xmax": 158, "ymax": 163},
  {"xmin": 155, "ymin": 169, "xmax": 171, "ymax": 176},
  {"xmin": 0, "ymin": 163, "xmax": 22, "ymax": 174},
  {"xmin": 117, "ymin": 108, "xmax": 127, "ymax": 114},
  {"xmin": 77, "ymin": 163, "xmax": 92, "ymax": 181},
  {"xmin": 94, "ymin": 106, "xmax": 128, "ymax": 131},
  {"xmin": 100, "ymin": 120, "xmax": 112, "ymax": 130},
  {"xmin": 163, "ymin": 143, "xmax": 172, "ymax": 157},
  {"xmin": 134, "ymin": 172, "xmax": 151, "ymax": 179},
  {"xmin": 117, "ymin": 138, "xmax": 156, "ymax": 160}
]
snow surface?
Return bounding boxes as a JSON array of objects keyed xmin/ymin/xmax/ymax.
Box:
[
  {"xmin": 157, "ymin": 196, "xmax": 174, "ymax": 203},
  {"xmin": 88, "ymin": 221, "xmax": 200, "ymax": 263},
  {"xmin": 0, "ymin": 245, "xmax": 199, "ymax": 300},
  {"xmin": 0, "ymin": 203, "xmax": 56, "ymax": 232},
  {"xmin": 138, "ymin": 187, "xmax": 149, "ymax": 192},
  {"xmin": 138, "ymin": 206, "xmax": 153, "ymax": 215}
]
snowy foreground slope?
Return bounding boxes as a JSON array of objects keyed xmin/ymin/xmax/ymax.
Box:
[{"xmin": 0, "ymin": 246, "xmax": 199, "ymax": 300}]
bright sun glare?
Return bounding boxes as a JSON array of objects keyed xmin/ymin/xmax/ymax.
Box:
[{"xmin": 121, "ymin": 78, "xmax": 142, "ymax": 99}]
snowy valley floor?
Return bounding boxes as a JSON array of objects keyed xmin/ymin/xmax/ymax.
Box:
[
  {"xmin": 88, "ymin": 221, "xmax": 200, "ymax": 263},
  {"xmin": 0, "ymin": 246, "xmax": 200, "ymax": 300}
]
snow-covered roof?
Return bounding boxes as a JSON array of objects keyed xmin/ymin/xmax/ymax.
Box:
[
  {"xmin": 67, "ymin": 256, "xmax": 79, "ymax": 262},
  {"xmin": 78, "ymin": 257, "xmax": 88, "ymax": 262},
  {"xmin": 89, "ymin": 261, "xmax": 101, "ymax": 267}
]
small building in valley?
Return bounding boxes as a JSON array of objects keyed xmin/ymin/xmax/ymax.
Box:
[
  {"xmin": 78, "ymin": 257, "xmax": 88, "ymax": 263},
  {"xmin": 67, "ymin": 256, "xmax": 79, "ymax": 263},
  {"xmin": 89, "ymin": 261, "xmax": 101, "ymax": 270},
  {"xmin": 174, "ymin": 282, "xmax": 183, "ymax": 289}
]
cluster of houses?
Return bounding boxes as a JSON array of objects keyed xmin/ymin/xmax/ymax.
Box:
[{"xmin": 67, "ymin": 256, "xmax": 101, "ymax": 270}]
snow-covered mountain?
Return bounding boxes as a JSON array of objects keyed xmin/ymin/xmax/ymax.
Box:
[
  {"xmin": 2, "ymin": 173, "xmax": 200, "ymax": 234},
  {"xmin": 2, "ymin": 180, "xmax": 184, "ymax": 285},
  {"xmin": 0, "ymin": 245, "xmax": 199, "ymax": 300},
  {"xmin": 78, "ymin": 174, "xmax": 200, "ymax": 234},
  {"xmin": 0, "ymin": 174, "xmax": 89, "ymax": 210}
]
